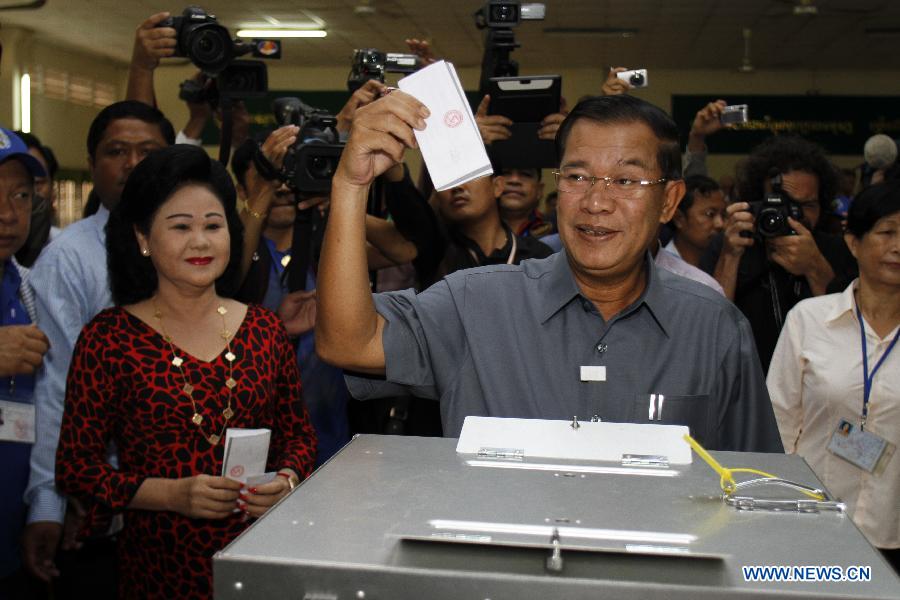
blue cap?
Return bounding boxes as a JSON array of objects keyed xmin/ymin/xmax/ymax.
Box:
[{"xmin": 0, "ymin": 128, "xmax": 47, "ymax": 178}]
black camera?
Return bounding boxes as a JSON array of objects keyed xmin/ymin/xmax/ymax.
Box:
[
  {"xmin": 347, "ymin": 49, "xmax": 419, "ymax": 92},
  {"xmin": 178, "ymin": 60, "xmax": 268, "ymax": 106},
  {"xmin": 746, "ymin": 175, "xmax": 804, "ymax": 238},
  {"xmin": 158, "ymin": 6, "xmax": 244, "ymax": 74},
  {"xmin": 475, "ymin": 1, "xmax": 546, "ymax": 95},
  {"xmin": 475, "ymin": 1, "xmax": 545, "ymax": 29},
  {"xmin": 269, "ymin": 98, "xmax": 344, "ymax": 195}
]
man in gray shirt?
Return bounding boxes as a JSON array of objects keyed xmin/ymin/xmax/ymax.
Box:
[{"xmin": 316, "ymin": 93, "xmax": 783, "ymax": 453}]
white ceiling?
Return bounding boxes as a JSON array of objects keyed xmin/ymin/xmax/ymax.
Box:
[{"xmin": 2, "ymin": 0, "xmax": 900, "ymax": 71}]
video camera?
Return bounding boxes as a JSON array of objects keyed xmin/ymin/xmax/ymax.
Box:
[
  {"xmin": 161, "ymin": 6, "xmax": 282, "ymax": 165},
  {"xmin": 254, "ymin": 98, "xmax": 344, "ymax": 195},
  {"xmin": 474, "ymin": 0, "xmax": 546, "ymax": 94},
  {"xmin": 746, "ymin": 174, "xmax": 805, "ymax": 238},
  {"xmin": 347, "ymin": 49, "xmax": 419, "ymax": 92},
  {"xmin": 178, "ymin": 60, "xmax": 268, "ymax": 107},
  {"xmin": 160, "ymin": 7, "xmax": 278, "ymax": 105}
]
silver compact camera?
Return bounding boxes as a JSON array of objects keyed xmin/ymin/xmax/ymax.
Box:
[
  {"xmin": 720, "ymin": 104, "xmax": 749, "ymax": 125},
  {"xmin": 617, "ymin": 68, "xmax": 648, "ymax": 88}
]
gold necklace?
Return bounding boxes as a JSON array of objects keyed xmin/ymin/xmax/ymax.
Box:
[{"xmin": 152, "ymin": 298, "xmax": 236, "ymax": 446}]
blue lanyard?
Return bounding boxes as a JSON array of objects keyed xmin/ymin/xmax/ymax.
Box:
[{"xmin": 857, "ymin": 305, "xmax": 900, "ymax": 431}]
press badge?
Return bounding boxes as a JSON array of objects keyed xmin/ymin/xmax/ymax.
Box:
[
  {"xmin": 0, "ymin": 400, "xmax": 35, "ymax": 444},
  {"xmin": 827, "ymin": 419, "xmax": 895, "ymax": 475}
]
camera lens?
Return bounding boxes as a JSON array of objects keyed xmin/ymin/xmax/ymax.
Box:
[
  {"xmin": 187, "ymin": 25, "xmax": 232, "ymax": 74},
  {"xmin": 308, "ymin": 155, "xmax": 337, "ymax": 180},
  {"xmin": 758, "ymin": 209, "xmax": 785, "ymax": 237},
  {"xmin": 490, "ymin": 4, "xmax": 518, "ymax": 23},
  {"xmin": 629, "ymin": 72, "xmax": 645, "ymax": 86}
]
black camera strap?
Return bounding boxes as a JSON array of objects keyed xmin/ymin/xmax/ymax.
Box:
[
  {"xmin": 768, "ymin": 270, "xmax": 784, "ymax": 331},
  {"xmin": 218, "ymin": 96, "xmax": 234, "ymax": 166},
  {"xmin": 251, "ymin": 145, "xmax": 282, "ymax": 181},
  {"xmin": 287, "ymin": 209, "xmax": 317, "ymax": 292}
]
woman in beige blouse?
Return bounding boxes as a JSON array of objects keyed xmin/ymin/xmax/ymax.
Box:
[{"xmin": 768, "ymin": 180, "xmax": 900, "ymax": 571}]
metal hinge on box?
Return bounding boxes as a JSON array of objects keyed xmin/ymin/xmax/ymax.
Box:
[
  {"xmin": 477, "ymin": 447, "xmax": 525, "ymax": 461},
  {"xmin": 621, "ymin": 454, "xmax": 670, "ymax": 468}
]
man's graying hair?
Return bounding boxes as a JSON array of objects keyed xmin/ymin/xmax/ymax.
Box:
[{"xmin": 555, "ymin": 95, "xmax": 683, "ymax": 180}]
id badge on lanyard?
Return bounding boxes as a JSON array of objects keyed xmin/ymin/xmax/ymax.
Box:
[{"xmin": 827, "ymin": 306, "xmax": 900, "ymax": 474}]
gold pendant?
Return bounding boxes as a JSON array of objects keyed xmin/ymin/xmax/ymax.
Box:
[
  {"xmin": 192, "ymin": 413, "xmax": 203, "ymax": 425},
  {"xmin": 208, "ymin": 434, "xmax": 221, "ymax": 445},
  {"xmin": 222, "ymin": 406, "xmax": 234, "ymax": 420}
]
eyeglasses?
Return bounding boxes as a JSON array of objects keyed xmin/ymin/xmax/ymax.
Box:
[{"xmin": 552, "ymin": 170, "xmax": 669, "ymax": 199}]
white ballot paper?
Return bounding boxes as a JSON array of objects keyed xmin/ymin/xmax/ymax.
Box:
[
  {"xmin": 222, "ymin": 428, "xmax": 270, "ymax": 483},
  {"xmin": 0, "ymin": 400, "xmax": 35, "ymax": 443},
  {"xmin": 398, "ymin": 60, "xmax": 493, "ymax": 191},
  {"xmin": 456, "ymin": 416, "xmax": 692, "ymax": 465}
]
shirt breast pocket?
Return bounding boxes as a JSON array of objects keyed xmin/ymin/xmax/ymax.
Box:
[{"xmin": 634, "ymin": 394, "xmax": 712, "ymax": 446}]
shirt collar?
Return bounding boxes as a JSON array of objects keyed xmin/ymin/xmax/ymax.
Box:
[
  {"xmin": 450, "ymin": 222, "xmax": 514, "ymax": 265},
  {"xmin": 1, "ymin": 258, "xmax": 22, "ymax": 290},
  {"xmin": 825, "ymin": 278, "xmax": 859, "ymax": 324},
  {"xmin": 1, "ymin": 259, "xmax": 24, "ymax": 318},
  {"xmin": 538, "ymin": 251, "xmax": 670, "ymax": 336},
  {"xmin": 95, "ymin": 204, "xmax": 110, "ymax": 242}
]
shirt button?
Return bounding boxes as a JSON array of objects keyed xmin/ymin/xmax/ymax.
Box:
[{"xmin": 596, "ymin": 343, "xmax": 608, "ymax": 353}]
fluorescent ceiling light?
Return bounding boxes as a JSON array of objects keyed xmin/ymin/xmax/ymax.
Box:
[
  {"xmin": 20, "ymin": 73, "xmax": 31, "ymax": 133},
  {"xmin": 236, "ymin": 29, "xmax": 327, "ymax": 38}
]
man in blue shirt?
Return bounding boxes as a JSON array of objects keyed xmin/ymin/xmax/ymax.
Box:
[
  {"xmin": 316, "ymin": 93, "xmax": 782, "ymax": 453},
  {"xmin": 21, "ymin": 102, "xmax": 173, "ymax": 595},
  {"xmin": 0, "ymin": 127, "xmax": 50, "ymax": 597}
]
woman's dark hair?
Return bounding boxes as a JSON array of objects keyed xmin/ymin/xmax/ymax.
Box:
[
  {"xmin": 846, "ymin": 180, "xmax": 900, "ymax": 239},
  {"xmin": 556, "ymin": 95, "xmax": 682, "ymax": 180},
  {"xmin": 735, "ymin": 135, "xmax": 838, "ymax": 223},
  {"xmin": 107, "ymin": 145, "xmax": 244, "ymax": 305}
]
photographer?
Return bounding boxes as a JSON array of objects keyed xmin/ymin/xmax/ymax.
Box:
[
  {"xmin": 230, "ymin": 129, "xmax": 350, "ymax": 466},
  {"xmin": 701, "ymin": 135, "xmax": 858, "ymax": 371},
  {"xmin": 229, "ymin": 85, "xmax": 423, "ymax": 456},
  {"xmin": 682, "ymin": 99, "xmax": 728, "ymax": 178},
  {"xmin": 126, "ymin": 11, "xmax": 250, "ymax": 149}
]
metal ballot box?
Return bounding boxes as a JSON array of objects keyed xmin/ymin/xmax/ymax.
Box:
[{"xmin": 214, "ymin": 434, "xmax": 900, "ymax": 600}]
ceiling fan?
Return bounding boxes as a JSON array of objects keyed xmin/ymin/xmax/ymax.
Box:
[
  {"xmin": 353, "ymin": 0, "xmax": 405, "ymax": 19},
  {"xmin": 765, "ymin": 0, "xmax": 885, "ymax": 18},
  {"xmin": 0, "ymin": 0, "xmax": 45, "ymax": 9}
]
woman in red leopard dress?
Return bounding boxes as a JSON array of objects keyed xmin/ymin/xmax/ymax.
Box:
[{"xmin": 55, "ymin": 145, "xmax": 317, "ymax": 599}]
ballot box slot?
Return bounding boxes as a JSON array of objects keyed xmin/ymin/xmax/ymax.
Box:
[
  {"xmin": 393, "ymin": 532, "xmax": 727, "ymax": 585},
  {"xmin": 391, "ymin": 518, "xmax": 727, "ymax": 566}
]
